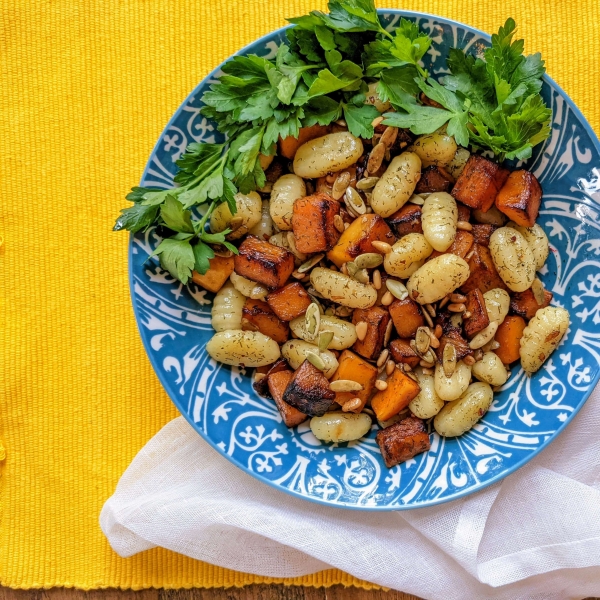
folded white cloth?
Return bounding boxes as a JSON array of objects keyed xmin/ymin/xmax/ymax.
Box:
[{"xmin": 100, "ymin": 386, "xmax": 600, "ymax": 599}]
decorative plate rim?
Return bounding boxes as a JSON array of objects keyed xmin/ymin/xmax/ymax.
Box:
[{"xmin": 128, "ymin": 10, "xmax": 600, "ymax": 510}]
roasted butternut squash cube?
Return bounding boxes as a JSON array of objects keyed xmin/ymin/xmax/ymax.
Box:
[
  {"xmin": 371, "ymin": 367, "xmax": 421, "ymax": 422},
  {"xmin": 495, "ymin": 170, "xmax": 542, "ymax": 227},
  {"xmin": 242, "ymin": 298, "xmax": 290, "ymax": 344},
  {"xmin": 510, "ymin": 288, "xmax": 553, "ymax": 320},
  {"xmin": 415, "ymin": 165, "xmax": 454, "ymax": 194},
  {"xmin": 388, "ymin": 338, "xmax": 420, "ymax": 368},
  {"xmin": 471, "ymin": 224, "xmax": 497, "ymax": 247},
  {"xmin": 283, "ymin": 360, "xmax": 336, "ymax": 417},
  {"xmin": 191, "ymin": 255, "xmax": 234, "ymax": 293},
  {"xmin": 268, "ymin": 370, "xmax": 308, "ymax": 427},
  {"xmin": 252, "ymin": 358, "xmax": 288, "ymax": 398},
  {"xmin": 430, "ymin": 230, "xmax": 474, "ymax": 260},
  {"xmin": 463, "ymin": 288, "xmax": 490, "ymax": 338},
  {"xmin": 451, "ymin": 155, "xmax": 509, "ymax": 211},
  {"xmin": 292, "ymin": 193, "xmax": 341, "ymax": 254},
  {"xmin": 352, "ymin": 306, "xmax": 391, "ymax": 360},
  {"xmin": 387, "ymin": 204, "xmax": 423, "ymax": 237},
  {"xmin": 376, "ymin": 416, "xmax": 430, "ymax": 467},
  {"xmin": 461, "ymin": 243, "xmax": 508, "ymax": 294},
  {"xmin": 494, "ymin": 315, "xmax": 527, "ymax": 364},
  {"xmin": 434, "ymin": 314, "xmax": 471, "ymax": 362},
  {"xmin": 266, "ymin": 282, "xmax": 312, "ymax": 322},
  {"xmin": 327, "ymin": 213, "xmax": 395, "ymax": 267},
  {"xmin": 279, "ymin": 124, "xmax": 331, "ymax": 160},
  {"xmin": 330, "ymin": 350, "xmax": 378, "ymax": 411},
  {"xmin": 234, "ymin": 235, "xmax": 295, "ymax": 289},
  {"xmin": 389, "ymin": 297, "xmax": 424, "ymax": 338}
]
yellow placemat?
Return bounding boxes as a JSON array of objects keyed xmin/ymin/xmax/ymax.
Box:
[{"xmin": 1, "ymin": 0, "xmax": 599, "ymax": 590}]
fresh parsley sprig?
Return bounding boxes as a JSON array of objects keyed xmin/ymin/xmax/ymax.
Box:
[{"xmin": 382, "ymin": 18, "xmax": 551, "ymax": 160}]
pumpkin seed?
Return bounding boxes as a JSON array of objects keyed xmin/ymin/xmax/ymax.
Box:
[
  {"xmin": 385, "ymin": 279, "xmax": 409, "ymax": 300},
  {"xmin": 344, "ymin": 187, "xmax": 366, "ymax": 215},
  {"xmin": 330, "ymin": 379, "xmax": 364, "ymax": 393},
  {"xmin": 346, "ymin": 261, "xmax": 359, "ymax": 277},
  {"xmin": 415, "ymin": 327, "xmax": 431, "ymax": 355},
  {"xmin": 443, "ymin": 342, "xmax": 457, "ymax": 377},
  {"xmin": 380, "ymin": 126, "xmax": 398, "ymax": 148},
  {"xmin": 304, "ymin": 303, "xmax": 321, "ymax": 341},
  {"xmin": 318, "ymin": 330, "xmax": 334, "ymax": 352},
  {"xmin": 408, "ymin": 194, "xmax": 425, "ymax": 206},
  {"xmin": 335, "ymin": 305, "xmax": 354, "ymax": 318},
  {"xmin": 532, "ymin": 278, "xmax": 546, "ymax": 305},
  {"xmin": 332, "ymin": 171, "xmax": 351, "ymax": 200},
  {"xmin": 353, "ymin": 268, "xmax": 370, "ymax": 284},
  {"xmin": 355, "ymin": 253, "xmax": 383, "ymax": 269},
  {"xmin": 356, "ymin": 176, "xmax": 380, "ymax": 190},
  {"xmin": 298, "ymin": 253, "xmax": 325, "ymax": 273},
  {"xmin": 367, "ymin": 142, "xmax": 386, "ymax": 173},
  {"xmin": 469, "ymin": 321, "xmax": 499, "ymax": 349},
  {"xmin": 306, "ymin": 352, "xmax": 326, "ymax": 371}
]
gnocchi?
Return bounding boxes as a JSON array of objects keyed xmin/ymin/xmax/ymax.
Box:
[
  {"xmin": 364, "ymin": 82, "xmax": 392, "ymax": 112},
  {"xmin": 507, "ymin": 221, "xmax": 549, "ymax": 271},
  {"xmin": 483, "ymin": 288, "xmax": 510, "ymax": 325},
  {"xmin": 211, "ymin": 282, "xmax": 245, "ymax": 331},
  {"xmin": 371, "ymin": 152, "xmax": 422, "ymax": 218},
  {"xmin": 293, "ymin": 132, "xmax": 363, "ymax": 179},
  {"xmin": 409, "ymin": 368, "xmax": 445, "ymax": 419},
  {"xmin": 310, "ymin": 268, "xmax": 378, "ymax": 309},
  {"xmin": 519, "ymin": 306, "xmax": 570, "ymax": 373},
  {"xmin": 281, "ymin": 339, "xmax": 339, "ymax": 379},
  {"xmin": 421, "ymin": 192, "xmax": 458, "ymax": 252},
  {"xmin": 270, "ymin": 174, "xmax": 306, "ymax": 231},
  {"xmin": 310, "ymin": 412, "xmax": 372, "ymax": 442},
  {"xmin": 446, "ymin": 147, "xmax": 470, "ymax": 179},
  {"xmin": 249, "ymin": 200, "xmax": 274, "ymax": 240},
  {"xmin": 472, "ymin": 352, "xmax": 509, "ymax": 386},
  {"xmin": 289, "ymin": 314, "xmax": 357, "ymax": 350},
  {"xmin": 210, "ymin": 191, "xmax": 262, "ymax": 240},
  {"xmin": 410, "ymin": 133, "xmax": 457, "ymax": 168},
  {"xmin": 384, "ymin": 233, "xmax": 433, "ymax": 278},
  {"xmin": 434, "ymin": 360, "xmax": 472, "ymax": 401},
  {"xmin": 489, "ymin": 227, "xmax": 536, "ymax": 292},
  {"xmin": 230, "ymin": 272, "xmax": 269, "ymax": 300},
  {"xmin": 407, "ymin": 254, "xmax": 470, "ymax": 305},
  {"xmin": 434, "ymin": 382, "xmax": 493, "ymax": 437},
  {"xmin": 206, "ymin": 330, "xmax": 281, "ymax": 367}
]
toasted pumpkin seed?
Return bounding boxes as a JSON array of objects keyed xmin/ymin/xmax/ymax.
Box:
[
  {"xmin": 332, "ymin": 171, "xmax": 351, "ymax": 200},
  {"xmin": 469, "ymin": 321, "xmax": 499, "ymax": 349},
  {"xmin": 298, "ymin": 253, "xmax": 325, "ymax": 273},
  {"xmin": 385, "ymin": 279, "xmax": 409, "ymax": 300},
  {"xmin": 356, "ymin": 176, "xmax": 380, "ymax": 190},
  {"xmin": 345, "ymin": 187, "xmax": 367, "ymax": 215},
  {"xmin": 306, "ymin": 352, "xmax": 326, "ymax": 371},
  {"xmin": 532, "ymin": 278, "xmax": 546, "ymax": 305},
  {"xmin": 380, "ymin": 126, "xmax": 398, "ymax": 148},
  {"xmin": 353, "ymin": 268, "xmax": 370, "ymax": 284},
  {"xmin": 318, "ymin": 330, "xmax": 335, "ymax": 352},
  {"xmin": 415, "ymin": 327, "xmax": 431, "ymax": 355},
  {"xmin": 443, "ymin": 342, "xmax": 457, "ymax": 377},
  {"xmin": 304, "ymin": 303, "xmax": 321, "ymax": 341},
  {"xmin": 408, "ymin": 194, "xmax": 425, "ymax": 206},
  {"xmin": 330, "ymin": 379, "xmax": 364, "ymax": 393},
  {"xmin": 367, "ymin": 142, "xmax": 386, "ymax": 173},
  {"xmin": 355, "ymin": 253, "xmax": 384, "ymax": 269}
]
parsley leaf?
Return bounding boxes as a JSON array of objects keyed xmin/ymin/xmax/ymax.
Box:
[
  {"xmin": 303, "ymin": 96, "xmax": 343, "ymax": 126},
  {"xmin": 113, "ymin": 202, "xmax": 160, "ymax": 233},
  {"xmin": 192, "ymin": 241, "xmax": 214, "ymax": 276},
  {"xmin": 152, "ymin": 238, "xmax": 196, "ymax": 284},
  {"xmin": 343, "ymin": 102, "xmax": 379, "ymax": 138},
  {"xmin": 160, "ymin": 196, "xmax": 195, "ymax": 234}
]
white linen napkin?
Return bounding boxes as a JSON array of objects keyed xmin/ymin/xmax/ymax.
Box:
[{"xmin": 100, "ymin": 386, "xmax": 600, "ymax": 599}]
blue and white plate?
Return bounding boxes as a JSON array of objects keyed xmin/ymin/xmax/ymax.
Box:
[{"xmin": 129, "ymin": 11, "xmax": 600, "ymax": 510}]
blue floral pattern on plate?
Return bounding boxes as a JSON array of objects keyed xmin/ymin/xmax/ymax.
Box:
[{"xmin": 129, "ymin": 11, "xmax": 600, "ymax": 510}]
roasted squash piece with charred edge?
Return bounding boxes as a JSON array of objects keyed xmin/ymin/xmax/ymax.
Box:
[
  {"xmin": 330, "ymin": 349, "xmax": 378, "ymax": 411},
  {"xmin": 371, "ymin": 368, "xmax": 421, "ymax": 422},
  {"xmin": 387, "ymin": 204, "xmax": 423, "ymax": 237},
  {"xmin": 266, "ymin": 282, "xmax": 313, "ymax": 322},
  {"xmin": 461, "ymin": 243, "xmax": 508, "ymax": 294},
  {"xmin": 471, "ymin": 224, "xmax": 498, "ymax": 247},
  {"xmin": 495, "ymin": 170, "xmax": 542, "ymax": 227},
  {"xmin": 283, "ymin": 360, "xmax": 336, "ymax": 417},
  {"xmin": 252, "ymin": 358, "xmax": 289, "ymax": 398},
  {"xmin": 463, "ymin": 289, "xmax": 490, "ymax": 339},
  {"xmin": 388, "ymin": 338, "xmax": 421, "ymax": 368},
  {"xmin": 451, "ymin": 155, "xmax": 509, "ymax": 212},
  {"xmin": 292, "ymin": 193, "xmax": 341, "ymax": 254},
  {"xmin": 191, "ymin": 255, "xmax": 234, "ymax": 293},
  {"xmin": 415, "ymin": 164, "xmax": 454, "ymax": 194},
  {"xmin": 510, "ymin": 288, "xmax": 553, "ymax": 320},
  {"xmin": 389, "ymin": 297, "xmax": 424, "ymax": 339},
  {"xmin": 234, "ymin": 235, "xmax": 295, "ymax": 290},
  {"xmin": 268, "ymin": 369, "xmax": 308, "ymax": 427},
  {"xmin": 242, "ymin": 298, "xmax": 290, "ymax": 344},
  {"xmin": 376, "ymin": 416, "xmax": 431, "ymax": 468},
  {"xmin": 352, "ymin": 306, "xmax": 391, "ymax": 360}
]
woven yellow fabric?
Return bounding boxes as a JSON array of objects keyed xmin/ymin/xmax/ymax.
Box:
[{"xmin": 1, "ymin": 0, "xmax": 599, "ymax": 590}]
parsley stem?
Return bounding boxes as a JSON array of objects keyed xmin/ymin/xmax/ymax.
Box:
[{"xmin": 196, "ymin": 200, "xmax": 217, "ymax": 234}]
